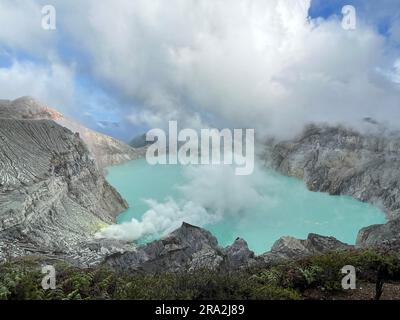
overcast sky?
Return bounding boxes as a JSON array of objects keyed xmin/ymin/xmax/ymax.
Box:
[{"xmin": 0, "ymin": 0, "xmax": 399, "ymax": 141}]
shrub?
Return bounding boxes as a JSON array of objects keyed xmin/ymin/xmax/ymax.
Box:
[
  {"xmin": 1, "ymin": 249, "xmax": 399, "ymax": 300},
  {"xmin": 251, "ymin": 285, "xmax": 301, "ymax": 300}
]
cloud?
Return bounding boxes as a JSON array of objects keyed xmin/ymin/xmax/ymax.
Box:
[
  {"xmin": 390, "ymin": 20, "xmax": 400, "ymax": 42},
  {"xmin": 55, "ymin": 0, "xmax": 400, "ymax": 138},
  {"xmin": 0, "ymin": 0, "xmax": 399, "ymax": 140},
  {"xmin": 179, "ymin": 165, "xmax": 265, "ymax": 214},
  {"xmin": 0, "ymin": 59, "xmax": 75, "ymax": 111},
  {"xmin": 0, "ymin": 0, "xmax": 55, "ymax": 54}
]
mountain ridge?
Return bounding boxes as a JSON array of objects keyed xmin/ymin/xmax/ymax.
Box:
[{"xmin": 0, "ymin": 97, "xmax": 145, "ymax": 169}]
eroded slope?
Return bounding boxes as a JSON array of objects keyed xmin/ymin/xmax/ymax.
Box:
[{"xmin": 0, "ymin": 118, "xmax": 128, "ymax": 260}]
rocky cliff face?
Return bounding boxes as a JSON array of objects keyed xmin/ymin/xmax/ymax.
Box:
[
  {"xmin": 357, "ymin": 219, "xmax": 400, "ymax": 248},
  {"xmin": 0, "ymin": 118, "xmax": 130, "ymax": 263},
  {"xmin": 266, "ymin": 124, "xmax": 400, "ymax": 218},
  {"xmin": 0, "ymin": 97, "xmax": 144, "ymax": 169},
  {"xmin": 264, "ymin": 124, "xmax": 400, "ymax": 246}
]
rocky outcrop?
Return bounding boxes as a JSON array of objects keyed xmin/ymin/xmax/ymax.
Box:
[
  {"xmin": 0, "ymin": 118, "xmax": 131, "ymax": 264},
  {"xmin": 262, "ymin": 234, "xmax": 352, "ymax": 262},
  {"xmin": 224, "ymin": 238, "xmax": 256, "ymax": 269},
  {"xmin": 0, "ymin": 97, "xmax": 144, "ymax": 169},
  {"xmin": 104, "ymin": 223, "xmax": 351, "ymax": 273},
  {"xmin": 357, "ymin": 219, "xmax": 400, "ymax": 248},
  {"xmin": 266, "ymin": 124, "xmax": 400, "ymax": 219},
  {"xmin": 104, "ymin": 223, "xmax": 257, "ymax": 273},
  {"xmin": 264, "ymin": 124, "xmax": 400, "ymax": 246}
]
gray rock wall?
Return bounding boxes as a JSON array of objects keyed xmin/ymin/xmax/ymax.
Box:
[
  {"xmin": 264, "ymin": 124, "xmax": 400, "ymax": 246},
  {"xmin": 266, "ymin": 124, "xmax": 400, "ymax": 218},
  {"xmin": 0, "ymin": 118, "xmax": 128, "ymax": 261}
]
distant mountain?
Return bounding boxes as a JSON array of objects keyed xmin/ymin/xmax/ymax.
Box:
[
  {"xmin": 129, "ymin": 133, "xmax": 154, "ymax": 148},
  {"xmin": 0, "ymin": 97, "xmax": 144, "ymax": 169}
]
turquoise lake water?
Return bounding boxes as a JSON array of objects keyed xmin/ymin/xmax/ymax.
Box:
[{"xmin": 105, "ymin": 159, "xmax": 386, "ymax": 254}]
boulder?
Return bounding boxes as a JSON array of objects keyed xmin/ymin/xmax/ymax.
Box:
[
  {"xmin": 105, "ymin": 223, "xmax": 258, "ymax": 273},
  {"xmin": 357, "ymin": 219, "xmax": 400, "ymax": 248},
  {"xmin": 262, "ymin": 233, "xmax": 352, "ymax": 262}
]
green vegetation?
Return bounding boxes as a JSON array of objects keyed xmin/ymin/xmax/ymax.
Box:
[{"xmin": 1, "ymin": 249, "xmax": 400, "ymax": 300}]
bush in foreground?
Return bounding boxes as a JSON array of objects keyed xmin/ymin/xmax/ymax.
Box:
[{"xmin": 1, "ymin": 249, "xmax": 399, "ymax": 300}]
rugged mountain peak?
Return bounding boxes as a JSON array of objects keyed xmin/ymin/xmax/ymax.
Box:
[{"xmin": 0, "ymin": 97, "xmax": 63, "ymax": 120}]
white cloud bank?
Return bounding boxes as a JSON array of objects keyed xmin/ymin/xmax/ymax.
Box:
[
  {"xmin": 0, "ymin": 59, "xmax": 75, "ymax": 111},
  {"xmin": 0, "ymin": 0, "xmax": 55, "ymax": 54},
  {"xmin": 0, "ymin": 0, "xmax": 399, "ymax": 138},
  {"xmin": 58, "ymin": 0, "xmax": 400, "ymax": 138}
]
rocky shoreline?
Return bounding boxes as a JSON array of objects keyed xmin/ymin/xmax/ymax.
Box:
[{"xmin": 104, "ymin": 222, "xmax": 352, "ymax": 273}]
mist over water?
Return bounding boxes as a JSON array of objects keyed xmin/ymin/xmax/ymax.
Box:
[{"xmin": 99, "ymin": 159, "xmax": 386, "ymax": 254}]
